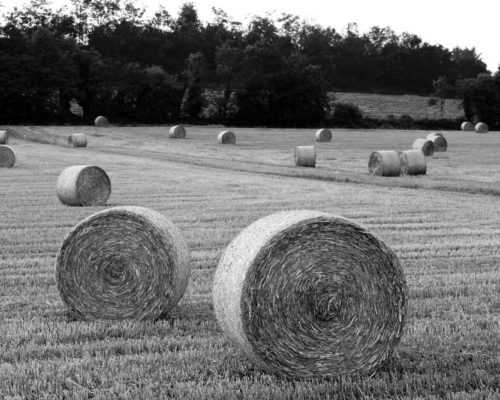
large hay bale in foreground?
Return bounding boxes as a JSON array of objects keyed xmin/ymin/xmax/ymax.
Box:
[
  {"xmin": 368, "ymin": 151, "xmax": 400, "ymax": 176},
  {"xmin": 399, "ymin": 149, "xmax": 427, "ymax": 175},
  {"xmin": 426, "ymin": 133, "xmax": 447, "ymax": 152},
  {"xmin": 68, "ymin": 133, "xmax": 88, "ymax": 148},
  {"xmin": 461, "ymin": 121, "xmax": 474, "ymax": 131},
  {"xmin": 295, "ymin": 146, "xmax": 316, "ymax": 167},
  {"xmin": 0, "ymin": 145, "xmax": 15, "ymax": 168},
  {"xmin": 213, "ymin": 210, "xmax": 407, "ymax": 378},
  {"xmin": 57, "ymin": 206, "xmax": 191, "ymax": 321},
  {"xmin": 169, "ymin": 125, "xmax": 186, "ymax": 139},
  {"xmin": 0, "ymin": 130, "xmax": 8, "ymax": 144},
  {"xmin": 412, "ymin": 138, "xmax": 435, "ymax": 156},
  {"xmin": 56, "ymin": 165, "xmax": 111, "ymax": 206},
  {"xmin": 217, "ymin": 130, "xmax": 236, "ymax": 144},
  {"xmin": 315, "ymin": 128, "xmax": 333, "ymax": 142},
  {"xmin": 475, "ymin": 122, "xmax": 488, "ymax": 133},
  {"xmin": 94, "ymin": 116, "xmax": 109, "ymax": 127}
]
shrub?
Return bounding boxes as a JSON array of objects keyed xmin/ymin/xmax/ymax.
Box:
[{"xmin": 332, "ymin": 103, "xmax": 363, "ymax": 127}]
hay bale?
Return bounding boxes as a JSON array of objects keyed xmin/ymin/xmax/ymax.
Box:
[
  {"xmin": 0, "ymin": 145, "xmax": 15, "ymax": 168},
  {"xmin": 217, "ymin": 130, "xmax": 236, "ymax": 144},
  {"xmin": 426, "ymin": 133, "xmax": 447, "ymax": 152},
  {"xmin": 368, "ymin": 151, "xmax": 400, "ymax": 176},
  {"xmin": 295, "ymin": 146, "xmax": 316, "ymax": 167},
  {"xmin": 475, "ymin": 122, "xmax": 488, "ymax": 133},
  {"xmin": 56, "ymin": 165, "xmax": 111, "ymax": 206},
  {"xmin": 461, "ymin": 121, "xmax": 474, "ymax": 131},
  {"xmin": 56, "ymin": 206, "xmax": 191, "ymax": 321},
  {"xmin": 68, "ymin": 133, "xmax": 88, "ymax": 148},
  {"xmin": 412, "ymin": 138, "xmax": 435, "ymax": 156},
  {"xmin": 169, "ymin": 125, "xmax": 186, "ymax": 139},
  {"xmin": 315, "ymin": 128, "xmax": 333, "ymax": 142},
  {"xmin": 0, "ymin": 130, "xmax": 8, "ymax": 144},
  {"xmin": 213, "ymin": 210, "xmax": 407, "ymax": 378},
  {"xmin": 94, "ymin": 116, "xmax": 109, "ymax": 127},
  {"xmin": 399, "ymin": 149, "xmax": 427, "ymax": 175}
]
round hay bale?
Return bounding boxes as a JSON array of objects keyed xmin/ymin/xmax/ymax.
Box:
[
  {"xmin": 368, "ymin": 151, "xmax": 400, "ymax": 176},
  {"xmin": 412, "ymin": 138, "xmax": 435, "ymax": 156},
  {"xmin": 56, "ymin": 206, "xmax": 191, "ymax": 321},
  {"xmin": 169, "ymin": 125, "xmax": 186, "ymax": 139},
  {"xmin": 68, "ymin": 133, "xmax": 88, "ymax": 148},
  {"xmin": 213, "ymin": 210, "xmax": 407, "ymax": 378},
  {"xmin": 56, "ymin": 165, "xmax": 111, "ymax": 206},
  {"xmin": 315, "ymin": 128, "xmax": 333, "ymax": 143},
  {"xmin": 295, "ymin": 146, "xmax": 316, "ymax": 167},
  {"xmin": 426, "ymin": 133, "xmax": 447, "ymax": 152},
  {"xmin": 0, "ymin": 130, "xmax": 8, "ymax": 144},
  {"xmin": 217, "ymin": 130, "xmax": 236, "ymax": 144},
  {"xmin": 460, "ymin": 121, "xmax": 474, "ymax": 131},
  {"xmin": 0, "ymin": 145, "xmax": 16, "ymax": 168},
  {"xmin": 399, "ymin": 149, "xmax": 427, "ymax": 175},
  {"xmin": 94, "ymin": 116, "xmax": 109, "ymax": 127},
  {"xmin": 475, "ymin": 122, "xmax": 488, "ymax": 133}
]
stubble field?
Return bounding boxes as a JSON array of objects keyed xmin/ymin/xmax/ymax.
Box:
[{"xmin": 0, "ymin": 126, "xmax": 499, "ymax": 399}]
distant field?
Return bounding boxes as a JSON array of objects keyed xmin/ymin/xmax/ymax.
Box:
[{"xmin": 0, "ymin": 126, "xmax": 499, "ymax": 399}]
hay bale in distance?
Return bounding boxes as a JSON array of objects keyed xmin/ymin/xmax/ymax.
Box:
[
  {"xmin": 0, "ymin": 130, "xmax": 8, "ymax": 144},
  {"xmin": 94, "ymin": 116, "xmax": 109, "ymax": 127},
  {"xmin": 475, "ymin": 122, "xmax": 488, "ymax": 133},
  {"xmin": 461, "ymin": 121, "xmax": 474, "ymax": 131},
  {"xmin": 217, "ymin": 130, "xmax": 236, "ymax": 144},
  {"xmin": 426, "ymin": 133, "xmax": 447, "ymax": 152},
  {"xmin": 68, "ymin": 133, "xmax": 88, "ymax": 148},
  {"xmin": 169, "ymin": 125, "xmax": 186, "ymax": 139},
  {"xmin": 295, "ymin": 146, "xmax": 316, "ymax": 167},
  {"xmin": 213, "ymin": 210, "xmax": 407, "ymax": 378},
  {"xmin": 368, "ymin": 151, "xmax": 400, "ymax": 176},
  {"xmin": 56, "ymin": 206, "xmax": 191, "ymax": 321},
  {"xmin": 315, "ymin": 128, "xmax": 333, "ymax": 142},
  {"xmin": 56, "ymin": 165, "xmax": 111, "ymax": 206},
  {"xmin": 399, "ymin": 149, "xmax": 427, "ymax": 175},
  {"xmin": 412, "ymin": 138, "xmax": 435, "ymax": 156},
  {"xmin": 0, "ymin": 145, "xmax": 16, "ymax": 168}
]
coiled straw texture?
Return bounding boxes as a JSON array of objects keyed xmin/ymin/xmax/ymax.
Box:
[
  {"xmin": 68, "ymin": 133, "xmax": 88, "ymax": 148},
  {"xmin": 0, "ymin": 145, "xmax": 16, "ymax": 168},
  {"xmin": 295, "ymin": 146, "xmax": 316, "ymax": 167},
  {"xmin": 426, "ymin": 133, "xmax": 447, "ymax": 152},
  {"xmin": 57, "ymin": 206, "xmax": 191, "ymax": 321},
  {"xmin": 461, "ymin": 122, "xmax": 474, "ymax": 131},
  {"xmin": 315, "ymin": 129, "xmax": 333, "ymax": 142},
  {"xmin": 0, "ymin": 130, "xmax": 8, "ymax": 144},
  {"xmin": 217, "ymin": 131, "xmax": 236, "ymax": 144},
  {"xmin": 368, "ymin": 151, "xmax": 400, "ymax": 176},
  {"xmin": 169, "ymin": 125, "xmax": 186, "ymax": 139},
  {"xmin": 412, "ymin": 138, "xmax": 435, "ymax": 156},
  {"xmin": 213, "ymin": 210, "xmax": 407, "ymax": 378},
  {"xmin": 94, "ymin": 116, "xmax": 109, "ymax": 127},
  {"xmin": 475, "ymin": 122, "xmax": 488, "ymax": 133},
  {"xmin": 399, "ymin": 149, "xmax": 426, "ymax": 175},
  {"xmin": 56, "ymin": 165, "xmax": 111, "ymax": 206}
]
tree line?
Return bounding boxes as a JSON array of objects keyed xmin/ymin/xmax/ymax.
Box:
[{"xmin": 0, "ymin": 0, "xmax": 498, "ymax": 128}]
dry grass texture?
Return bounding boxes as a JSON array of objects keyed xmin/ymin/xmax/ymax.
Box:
[
  {"xmin": 94, "ymin": 116, "xmax": 110, "ymax": 127},
  {"xmin": 56, "ymin": 165, "xmax": 111, "ymax": 206},
  {"xmin": 217, "ymin": 130, "xmax": 236, "ymax": 144},
  {"xmin": 68, "ymin": 133, "xmax": 88, "ymax": 148},
  {"xmin": 295, "ymin": 146, "xmax": 316, "ymax": 167},
  {"xmin": 56, "ymin": 206, "xmax": 191, "ymax": 321},
  {"xmin": 475, "ymin": 122, "xmax": 488, "ymax": 133},
  {"xmin": 213, "ymin": 210, "xmax": 407, "ymax": 378},
  {"xmin": 461, "ymin": 121, "xmax": 474, "ymax": 131},
  {"xmin": 368, "ymin": 151, "xmax": 401, "ymax": 176},
  {"xmin": 0, "ymin": 145, "xmax": 16, "ymax": 167},
  {"xmin": 412, "ymin": 138, "xmax": 435, "ymax": 156},
  {"xmin": 426, "ymin": 133, "xmax": 448, "ymax": 152},
  {"xmin": 315, "ymin": 128, "xmax": 333, "ymax": 142},
  {"xmin": 399, "ymin": 149, "xmax": 427, "ymax": 175},
  {"xmin": 169, "ymin": 125, "xmax": 187, "ymax": 139},
  {"xmin": 0, "ymin": 130, "xmax": 8, "ymax": 144}
]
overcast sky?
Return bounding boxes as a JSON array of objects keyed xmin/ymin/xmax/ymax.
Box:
[{"xmin": 1, "ymin": 0, "xmax": 498, "ymax": 72}]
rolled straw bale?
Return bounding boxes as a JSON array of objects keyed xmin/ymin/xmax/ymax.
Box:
[
  {"xmin": 94, "ymin": 116, "xmax": 109, "ymax": 127},
  {"xmin": 0, "ymin": 130, "xmax": 8, "ymax": 144},
  {"xmin": 295, "ymin": 146, "xmax": 316, "ymax": 167},
  {"xmin": 213, "ymin": 210, "xmax": 407, "ymax": 378},
  {"xmin": 475, "ymin": 122, "xmax": 488, "ymax": 133},
  {"xmin": 399, "ymin": 149, "xmax": 427, "ymax": 175},
  {"xmin": 412, "ymin": 138, "xmax": 434, "ymax": 156},
  {"xmin": 56, "ymin": 206, "xmax": 191, "ymax": 321},
  {"xmin": 315, "ymin": 128, "xmax": 333, "ymax": 142},
  {"xmin": 169, "ymin": 125, "xmax": 186, "ymax": 139},
  {"xmin": 426, "ymin": 133, "xmax": 447, "ymax": 152},
  {"xmin": 217, "ymin": 130, "xmax": 236, "ymax": 144},
  {"xmin": 368, "ymin": 151, "xmax": 400, "ymax": 176},
  {"xmin": 68, "ymin": 133, "xmax": 88, "ymax": 148},
  {"xmin": 0, "ymin": 145, "xmax": 16, "ymax": 168},
  {"xmin": 461, "ymin": 121, "xmax": 474, "ymax": 131},
  {"xmin": 56, "ymin": 165, "xmax": 111, "ymax": 206}
]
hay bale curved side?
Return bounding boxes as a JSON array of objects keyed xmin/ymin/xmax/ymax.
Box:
[
  {"xmin": 399, "ymin": 149, "xmax": 427, "ymax": 175},
  {"xmin": 368, "ymin": 151, "xmax": 400, "ymax": 176},
  {"xmin": 169, "ymin": 125, "xmax": 186, "ymax": 139},
  {"xmin": 461, "ymin": 121, "xmax": 474, "ymax": 131},
  {"xmin": 94, "ymin": 116, "xmax": 109, "ymax": 127},
  {"xmin": 57, "ymin": 206, "xmax": 191, "ymax": 321},
  {"xmin": 295, "ymin": 146, "xmax": 316, "ymax": 167},
  {"xmin": 475, "ymin": 122, "xmax": 488, "ymax": 133},
  {"xmin": 56, "ymin": 165, "xmax": 111, "ymax": 206},
  {"xmin": 0, "ymin": 130, "xmax": 8, "ymax": 144},
  {"xmin": 0, "ymin": 145, "xmax": 16, "ymax": 168},
  {"xmin": 217, "ymin": 130, "xmax": 236, "ymax": 144},
  {"xmin": 412, "ymin": 138, "xmax": 435, "ymax": 156},
  {"xmin": 68, "ymin": 133, "xmax": 88, "ymax": 148},
  {"xmin": 315, "ymin": 128, "xmax": 333, "ymax": 142},
  {"xmin": 213, "ymin": 210, "xmax": 407, "ymax": 378},
  {"xmin": 426, "ymin": 133, "xmax": 447, "ymax": 152}
]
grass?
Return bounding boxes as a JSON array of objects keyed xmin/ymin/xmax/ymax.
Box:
[{"xmin": 0, "ymin": 126, "xmax": 499, "ymax": 399}]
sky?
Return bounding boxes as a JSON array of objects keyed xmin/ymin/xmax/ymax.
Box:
[{"xmin": 1, "ymin": 0, "xmax": 498, "ymax": 72}]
